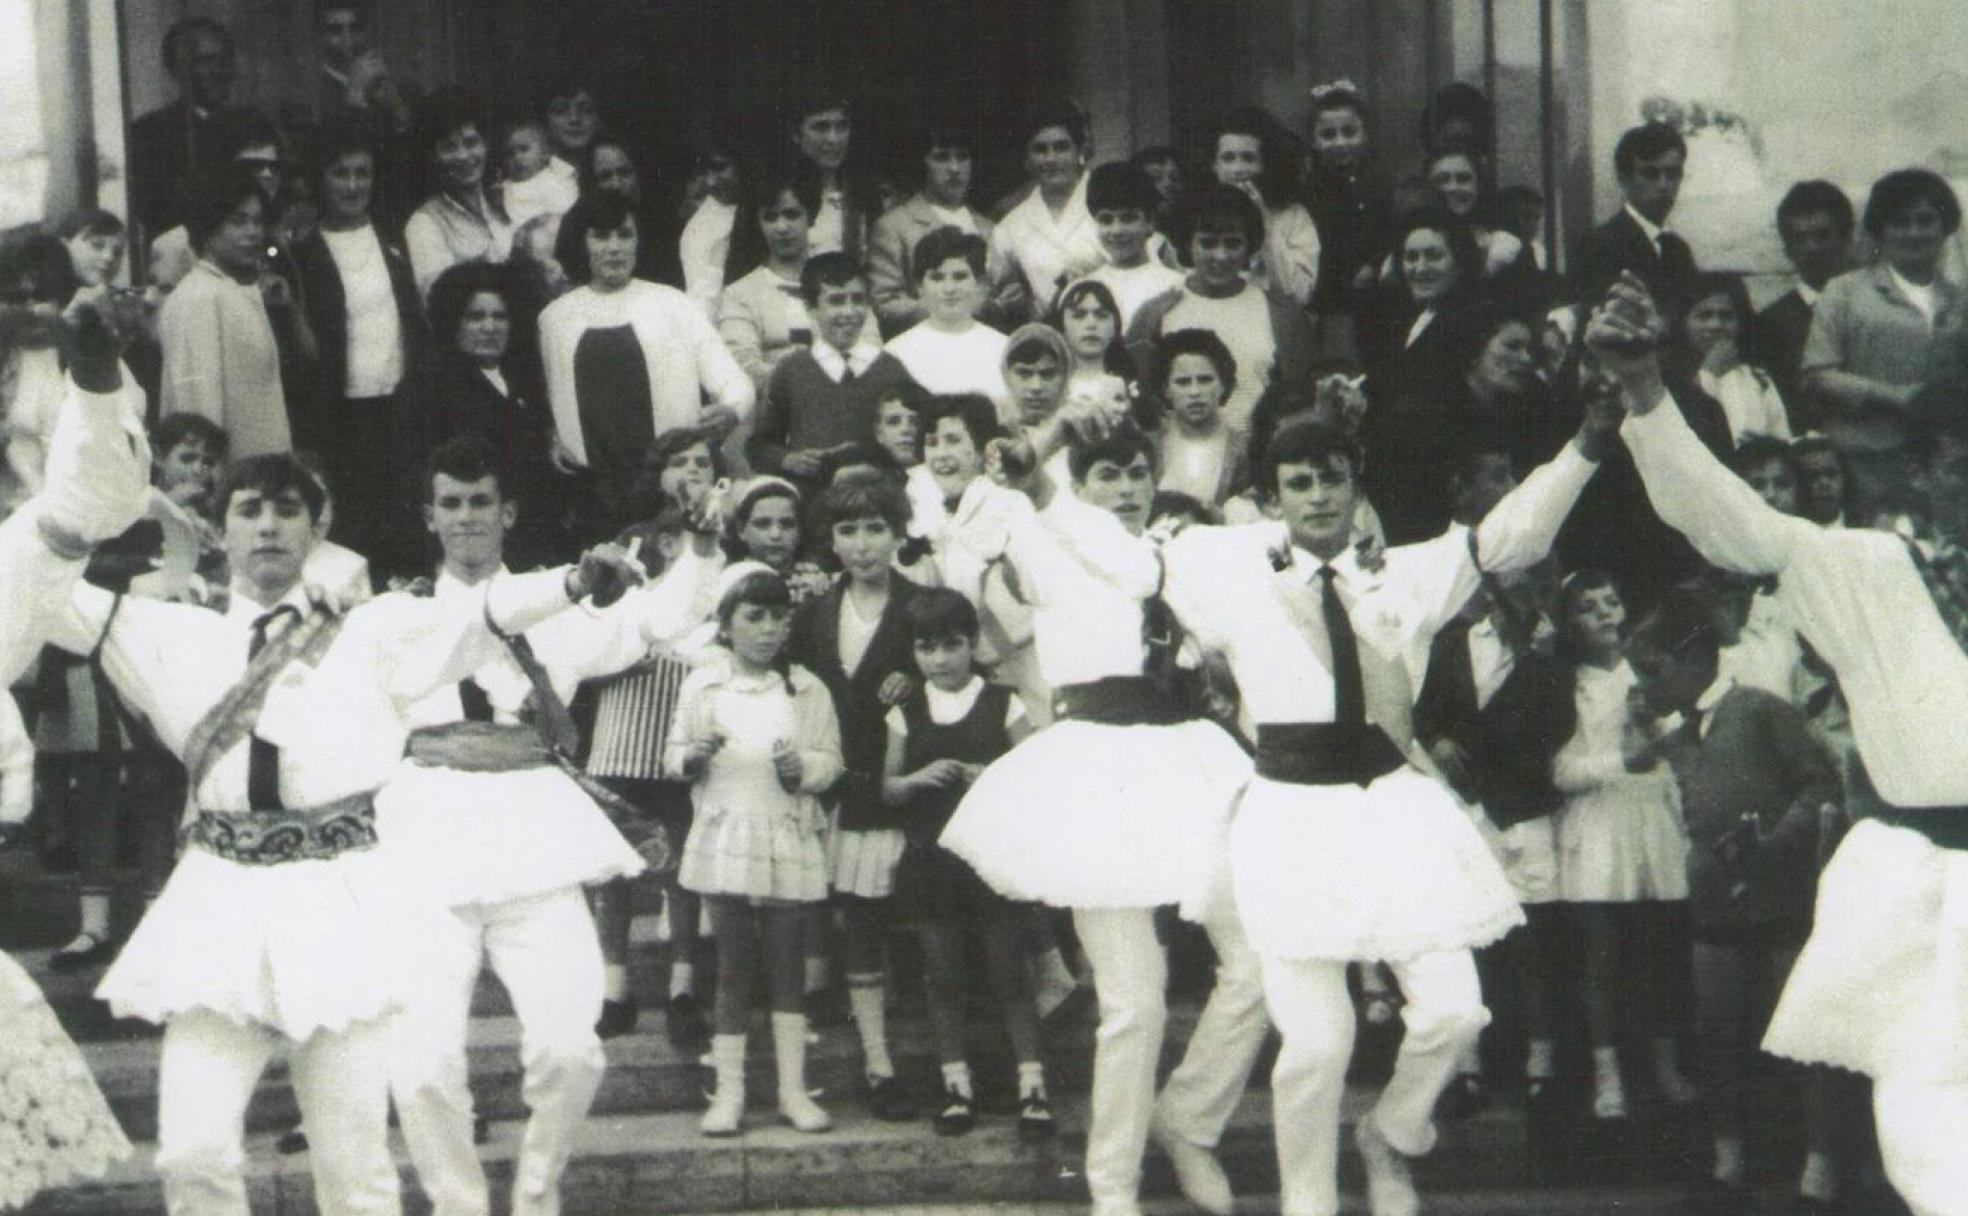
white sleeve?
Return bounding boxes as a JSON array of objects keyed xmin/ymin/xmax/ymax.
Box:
[
  {"xmin": 0, "ymin": 695, "xmax": 34, "ymax": 824},
  {"xmin": 349, "ymin": 568, "xmax": 575, "ymax": 706},
  {"xmin": 403, "ymin": 210, "xmax": 447, "ymax": 301},
  {"xmin": 688, "ymin": 300, "xmax": 756, "ymax": 419},
  {"xmin": 885, "ymin": 705, "xmax": 908, "ymax": 737}
]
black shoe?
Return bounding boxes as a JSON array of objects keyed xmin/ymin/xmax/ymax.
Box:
[
  {"xmin": 596, "ymin": 997, "xmax": 638, "ymax": 1040},
  {"xmin": 666, "ymin": 992, "xmax": 709, "ymax": 1051},
  {"xmin": 1435, "ymin": 1072, "xmax": 1489, "ymax": 1121},
  {"xmin": 866, "ymin": 1073, "xmax": 915, "ymax": 1122},
  {"xmin": 1017, "ymin": 1092, "xmax": 1055, "ymax": 1142},
  {"xmin": 47, "ymin": 932, "xmax": 117, "ymax": 974},
  {"xmin": 275, "ymin": 1125, "xmax": 309, "ymax": 1155},
  {"xmin": 933, "ymin": 1086, "xmax": 975, "ymax": 1136},
  {"xmin": 473, "ymin": 1115, "xmax": 490, "ymax": 1145}
]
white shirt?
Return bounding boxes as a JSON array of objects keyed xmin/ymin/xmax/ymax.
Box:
[
  {"xmin": 1082, "ymin": 260, "xmax": 1186, "ymax": 331},
  {"xmin": 837, "ymin": 587, "xmax": 884, "ymax": 678},
  {"xmin": 680, "ymin": 198, "xmax": 737, "ymax": 316},
  {"xmin": 885, "ymin": 675, "xmax": 1027, "ymax": 736},
  {"xmin": 990, "ymin": 492, "xmax": 1163, "ymax": 688},
  {"xmin": 990, "ymin": 174, "xmax": 1103, "ymax": 313},
  {"xmin": 1718, "ymin": 586, "xmax": 1802, "ymax": 700},
  {"xmin": 1164, "ymin": 441, "xmax": 1597, "ymax": 723},
  {"xmin": 1697, "ymin": 364, "xmax": 1792, "ymax": 443},
  {"xmin": 1624, "ymin": 203, "xmax": 1673, "ymax": 252},
  {"xmin": 46, "ymin": 568, "xmax": 575, "ymax": 815},
  {"xmin": 885, "ymin": 321, "xmax": 1010, "ymax": 415},
  {"xmin": 808, "ymin": 335, "xmax": 884, "ymax": 383},
  {"xmin": 1159, "ymin": 428, "xmax": 1231, "ymax": 505},
  {"xmin": 1692, "ymin": 674, "xmax": 1736, "ymax": 741},
  {"xmin": 1889, "ymin": 265, "xmax": 1941, "ymax": 326},
  {"xmin": 321, "ymin": 225, "xmax": 405, "ymax": 398},
  {"xmin": 0, "ymin": 694, "xmax": 31, "ymax": 824},
  {"xmin": 1622, "ymin": 391, "xmax": 1968, "ymax": 808}
]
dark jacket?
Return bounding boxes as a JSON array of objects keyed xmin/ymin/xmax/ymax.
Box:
[
  {"xmin": 292, "ymin": 225, "xmax": 428, "ymax": 425},
  {"xmin": 1415, "ymin": 617, "xmax": 1576, "ymax": 828},
  {"xmin": 129, "ymin": 100, "xmax": 251, "ymax": 243},
  {"xmin": 1570, "ymin": 208, "xmax": 1700, "ymax": 316},
  {"xmin": 791, "ymin": 576, "xmax": 923, "ymax": 832},
  {"xmin": 1750, "ymin": 288, "xmax": 1816, "ymax": 419}
]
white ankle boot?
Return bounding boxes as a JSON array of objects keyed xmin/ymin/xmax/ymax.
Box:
[
  {"xmin": 772, "ymin": 1012, "xmax": 832, "ymax": 1132},
  {"xmin": 700, "ymin": 1033, "xmax": 746, "ymax": 1136}
]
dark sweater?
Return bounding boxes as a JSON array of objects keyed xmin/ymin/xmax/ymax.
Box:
[
  {"xmin": 1666, "ymin": 684, "xmax": 1839, "ymax": 945},
  {"xmin": 748, "ymin": 349, "xmax": 920, "ymax": 481}
]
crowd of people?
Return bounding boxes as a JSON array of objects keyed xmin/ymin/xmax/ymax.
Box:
[{"xmin": 3, "ymin": 6, "xmax": 1968, "ymax": 1216}]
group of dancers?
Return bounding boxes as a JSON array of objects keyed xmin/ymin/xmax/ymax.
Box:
[{"xmin": 5, "ymin": 271, "xmax": 1968, "ymax": 1216}]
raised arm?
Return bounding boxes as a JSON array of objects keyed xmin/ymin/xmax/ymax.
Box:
[{"xmin": 529, "ymin": 538, "xmax": 723, "ymax": 697}]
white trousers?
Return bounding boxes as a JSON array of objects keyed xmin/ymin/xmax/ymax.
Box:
[
  {"xmin": 1875, "ymin": 1078, "xmax": 1968, "ymax": 1216},
  {"xmin": 156, "ymin": 1009, "xmax": 399, "ymax": 1216},
  {"xmin": 1261, "ymin": 949, "xmax": 1488, "ymax": 1216},
  {"xmin": 1073, "ymin": 903, "xmax": 1269, "ymax": 1214},
  {"xmin": 390, "ymin": 887, "xmax": 606, "ymax": 1216}
]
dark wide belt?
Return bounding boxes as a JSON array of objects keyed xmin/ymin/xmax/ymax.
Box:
[
  {"xmin": 180, "ymin": 791, "xmax": 379, "ymax": 866},
  {"xmin": 1052, "ymin": 677, "xmax": 1187, "ymax": 727},
  {"xmin": 1254, "ymin": 723, "xmax": 1407, "ymax": 788},
  {"xmin": 1871, "ymin": 806, "xmax": 1968, "ymax": 852}
]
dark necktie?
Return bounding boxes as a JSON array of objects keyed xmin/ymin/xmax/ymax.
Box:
[
  {"xmin": 1318, "ymin": 566, "xmax": 1366, "ymax": 725},
  {"xmin": 840, "ymin": 361, "xmax": 857, "ymax": 385},
  {"xmin": 246, "ymin": 608, "xmax": 297, "ymax": 811},
  {"xmin": 457, "ymin": 677, "xmax": 495, "ymax": 723}
]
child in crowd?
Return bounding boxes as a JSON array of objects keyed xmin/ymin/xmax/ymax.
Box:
[
  {"xmin": 884, "ymin": 587, "xmax": 1052, "ymax": 1138},
  {"xmin": 1789, "ymin": 434, "xmax": 1849, "ymax": 528},
  {"xmin": 1628, "ymin": 588, "xmax": 1842, "ymax": 1214},
  {"xmin": 588, "ymin": 426, "xmax": 727, "ymax": 1042},
  {"xmin": 669, "ymin": 563, "xmax": 844, "ymax": 1137},
  {"xmin": 510, "ymin": 213, "xmax": 572, "ymax": 300},
  {"xmin": 1683, "ymin": 272, "xmax": 1792, "ymax": 443},
  {"xmin": 999, "ymin": 324, "xmax": 1077, "ymax": 489},
  {"xmin": 885, "ymin": 228, "xmax": 1011, "ymax": 417},
  {"xmin": 1080, "ymin": 163, "xmax": 1185, "ymax": 331},
  {"xmin": 502, "ymin": 118, "xmax": 580, "ymax": 230},
  {"xmin": 872, "ymin": 387, "xmax": 922, "ymax": 471},
  {"xmin": 1551, "ymin": 568, "xmax": 1698, "ymax": 1120},
  {"xmin": 60, "ymin": 209, "xmax": 127, "ymax": 289},
  {"xmin": 1150, "ymin": 328, "xmax": 1246, "ymax": 508},
  {"xmin": 790, "ymin": 478, "xmax": 923, "ymax": 1122},
  {"xmin": 748, "ymin": 253, "xmax": 920, "ymax": 495}
]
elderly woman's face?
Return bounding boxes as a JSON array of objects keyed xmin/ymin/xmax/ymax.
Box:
[
  {"xmin": 585, "ymin": 218, "xmax": 639, "ymax": 289},
  {"xmin": 1881, "ymin": 198, "xmax": 1948, "ymax": 279},
  {"xmin": 456, "ymin": 290, "xmax": 510, "ymax": 366},
  {"xmin": 435, "ymin": 124, "xmax": 487, "ymax": 193}
]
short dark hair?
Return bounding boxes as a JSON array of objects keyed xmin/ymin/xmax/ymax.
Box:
[
  {"xmin": 536, "ymin": 71, "xmax": 598, "ymax": 114},
  {"xmin": 57, "ymin": 208, "xmax": 125, "ymax": 241},
  {"xmin": 315, "ymin": 0, "xmax": 369, "ymax": 20},
  {"xmin": 0, "ymin": 230, "xmax": 80, "ymax": 306},
  {"xmin": 916, "ymin": 113, "xmax": 977, "ymax": 161},
  {"xmin": 716, "ymin": 568, "xmax": 792, "ymax": 627},
  {"xmin": 1629, "ymin": 585, "xmax": 1722, "ymax": 664},
  {"xmin": 1308, "ymin": 85, "xmax": 1369, "ymax": 124},
  {"xmin": 1613, "ymin": 122, "xmax": 1687, "ymax": 177},
  {"xmin": 1422, "ymin": 82, "xmax": 1494, "ymax": 155},
  {"xmin": 1862, "ymin": 168, "xmax": 1963, "ymax": 242},
  {"xmin": 799, "ymin": 251, "xmax": 867, "ymax": 306},
  {"xmin": 1205, "ymin": 107, "xmax": 1299, "ymax": 201},
  {"xmin": 1150, "ymin": 490, "xmax": 1216, "ymax": 527},
  {"xmin": 629, "ymin": 426, "xmax": 726, "ymax": 519},
  {"xmin": 426, "ymin": 260, "xmax": 528, "ymax": 349},
  {"xmin": 1086, "ymin": 161, "xmax": 1160, "ymax": 216},
  {"xmin": 307, "ymin": 118, "xmax": 377, "ymax": 194},
  {"xmin": 818, "ymin": 476, "xmax": 909, "ymax": 534},
  {"xmin": 1171, "ymin": 183, "xmax": 1265, "ymax": 254},
  {"xmin": 181, "ymin": 167, "xmax": 265, "ymax": 253},
  {"xmin": 1389, "ymin": 205, "xmax": 1484, "ymax": 300},
  {"xmin": 725, "ymin": 481, "xmax": 803, "ymax": 556},
  {"xmin": 162, "ymin": 16, "xmax": 231, "ymax": 75},
  {"xmin": 1153, "ymin": 328, "xmax": 1238, "ymax": 397},
  {"xmin": 910, "ymin": 226, "xmax": 987, "ymax": 285},
  {"xmin": 1683, "ymin": 271, "xmax": 1753, "ymax": 338},
  {"xmin": 423, "ymin": 434, "xmax": 504, "ymax": 503},
  {"xmin": 1258, "ymin": 417, "xmax": 1363, "ymax": 497},
  {"xmin": 917, "ymin": 393, "xmax": 1002, "ymax": 450},
  {"xmin": 1731, "ymin": 433, "xmax": 1800, "ymax": 481},
  {"xmin": 1068, "ymin": 420, "xmax": 1156, "ymax": 484},
  {"xmin": 906, "ymin": 586, "xmax": 979, "ymax": 645},
  {"xmin": 785, "ymin": 86, "xmax": 852, "ymax": 131},
  {"xmin": 152, "ymin": 412, "xmax": 228, "ymax": 460},
  {"xmin": 1022, "ymin": 97, "xmax": 1088, "ymax": 152},
  {"xmin": 218, "ymin": 454, "xmax": 326, "ymax": 523},
  {"xmin": 1777, "ymin": 179, "xmax": 1855, "ymax": 242},
  {"xmin": 560, "ymin": 192, "xmax": 639, "ymax": 286},
  {"xmin": 419, "ymin": 88, "xmax": 485, "ymax": 159}
]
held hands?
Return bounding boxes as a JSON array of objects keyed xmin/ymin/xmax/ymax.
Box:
[
  {"xmin": 567, "ymin": 541, "xmax": 650, "ymax": 607},
  {"xmin": 1583, "ymin": 272, "xmax": 1669, "ymax": 399},
  {"xmin": 772, "ymin": 740, "xmax": 804, "ymax": 792}
]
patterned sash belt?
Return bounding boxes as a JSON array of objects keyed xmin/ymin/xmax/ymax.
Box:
[{"xmin": 181, "ymin": 792, "xmax": 379, "ymax": 865}]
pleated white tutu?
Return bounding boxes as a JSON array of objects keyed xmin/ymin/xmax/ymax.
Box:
[
  {"xmin": 1763, "ymin": 818, "xmax": 1968, "ymax": 1083},
  {"xmin": 939, "ymin": 718, "xmax": 1252, "ymax": 916},
  {"xmin": 96, "ymin": 844, "xmax": 450, "ymax": 1040},
  {"xmin": 0, "ymin": 953, "xmax": 130, "ymax": 1210},
  {"xmin": 375, "ymin": 764, "xmax": 647, "ymax": 908},
  {"xmin": 1230, "ymin": 767, "xmax": 1525, "ymax": 962}
]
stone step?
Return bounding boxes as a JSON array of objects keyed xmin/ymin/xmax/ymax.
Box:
[{"xmin": 23, "ymin": 1087, "xmax": 1709, "ymax": 1216}]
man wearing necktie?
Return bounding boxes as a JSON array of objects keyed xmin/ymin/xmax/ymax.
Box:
[
  {"xmin": 1571, "ymin": 121, "xmax": 1700, "ymax": 318},
  {"xmin": 1160, "ymin": 398, "xmax": 1616, "ymax": 1216}
]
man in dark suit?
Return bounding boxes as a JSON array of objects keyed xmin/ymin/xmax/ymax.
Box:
[
  {"xmin": 128, "ymin": 17, "xmax": 248, "ymax": 247},
  {"xmin": 1751, "ymin": 181, "xmax": 1855, "ymax": 425},
  {"xmin": 1571, "ymin": 122, "xmax": 1699, "ymax": 316}
]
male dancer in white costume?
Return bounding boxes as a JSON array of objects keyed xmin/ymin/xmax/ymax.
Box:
[{"xmin": 1592, "ymin": 272, "xmax": 1968, "ymax": 1216}]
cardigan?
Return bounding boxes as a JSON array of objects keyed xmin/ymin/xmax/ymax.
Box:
[
  {"xmin": 158, "ymin": 261, "xmax": 292, "ymax": 458},
  {"xmin": 292, "ymin": 224, "xmax": 427, "ymax": 443},
  {"xmin": 791, "ymin": 575, "xmax": 923, "ymax": 832},
  {"xmin": 1802, "ymin": 263, "xmax": 1960, "ymax": 453}
]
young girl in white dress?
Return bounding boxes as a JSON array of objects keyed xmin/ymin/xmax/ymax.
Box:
[
  {"xmin": 668, "ymin": 562, "xmax": 844, "ymax": 1137},
  {"xmin": 1553, "ymin": 569, "xmax": 1698, "ymax": 1119}
]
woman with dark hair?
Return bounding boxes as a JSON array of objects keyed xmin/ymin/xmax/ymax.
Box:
[
  {"xmin": 403, "ymin": 88, "xmax": 513, "ymax": 299},
  {"xmin": 1052, "ymin": 278, "xmax": 1136, "ymax": 396},
  {"xmin": 540, "ymin": 192, "xmax": 752, "ymax": 523},
  {"xmin": 784, "ymin": 86, "xmax": 877, "ymax": 263},
  {"xmin": 292, "ymin": 122, "xmax": 428, "ymax": 571},
  {"xmin": 718, "ymin": 157, "xmax": 827, "ymax": 393},
  {"xmin": 1681, "ymin": 272, "xmax": 1792, "ymax": 443},
  {"xmin": 556, "ymin": 133, "xmax": 683, "ymax": 288},
  {"xmin": 989, "ymin": 98, "xmax": 1104, "ymax": 317},
  {"xmin": 679, "ymin": 125, "xmax": 743, "ymax": 312},
  {"xmin": 1206, "ymin": 107, "xmax": 1320, "ymax": 307},
  {"xmin": 404, "ymin": 260, "xmax": 569, "ymax": 567},
  {"xmin": 1802, "ymin": 167, "xmax": 1962, "ymax": 514},
  {"xmin": 158, "ymin": 167, "xmax": 294, "ymax": 457},
  {"xmin": 1422, "ymin": 147, "xmax": 1527, "ymax": 280}
]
